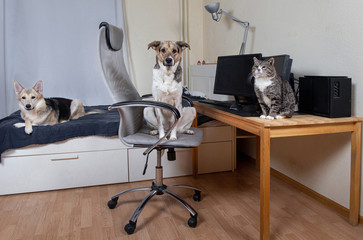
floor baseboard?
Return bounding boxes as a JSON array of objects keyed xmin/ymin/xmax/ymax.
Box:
[{"xmin": 270, "ymin": 167, "xmax": 363, "ymax": 226}]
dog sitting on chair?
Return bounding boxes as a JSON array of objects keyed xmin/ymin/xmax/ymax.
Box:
[{"xmin": 144, "ymin": 40, "xmax": 196, "ymax": 140}]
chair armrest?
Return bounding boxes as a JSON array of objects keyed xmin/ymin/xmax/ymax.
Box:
[
  {"xmin": 141, "ymin": 94, "xmax": 194, "ymax": 107},
  {"xmin": 108, "ymin": 100, "xmax": 181, "ymax": 155},
  {"xmin": 108, "ymin": 100, "xmax": 181, "ymax": 119},
  {"xmin": 182, "ymin": 95, "xmax": 194, "ymax": 107}
]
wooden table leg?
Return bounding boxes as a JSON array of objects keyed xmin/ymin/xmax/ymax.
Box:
[
  {"xmin": 259, "ymin": 128, "xmax": 271, "ymax": 240},
  {"xmin": 349, "ymin": 122, "xmax": 361, "ymax": 225},
  {"xmin": 256, "ymin": 136, "xmax": 260, "ymax": 171}
]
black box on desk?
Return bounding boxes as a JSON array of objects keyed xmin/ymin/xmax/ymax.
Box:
[{"xmin": 298, "ymin": 76, "xmax": 351, "ymax": 118}]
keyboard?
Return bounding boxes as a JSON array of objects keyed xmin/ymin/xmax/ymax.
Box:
[
  {"xmin": 198, "ymin": 99, "xmax": 232, "ymax": 108},
  {"xmin": 198, "ymin": 99, "xmax": 261, "ymax": 117}
]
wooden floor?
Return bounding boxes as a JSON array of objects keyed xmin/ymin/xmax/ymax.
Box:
[{"xmin": 0, "ymin": 158, "xmax": 362, "ymax": 240}]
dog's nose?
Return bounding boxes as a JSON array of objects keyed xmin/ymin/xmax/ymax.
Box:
[
  {"xmin": 165, "ymin": 57, "xmax": 173, "ymax": 65},
  {"xmin": 25, "ymin": 104, "xmax": 31, "ymax": 109}
]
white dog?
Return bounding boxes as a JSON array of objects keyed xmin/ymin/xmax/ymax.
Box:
[{"xmin": 144, "ymin": 40, "xmax": 196, "ymax": 140}]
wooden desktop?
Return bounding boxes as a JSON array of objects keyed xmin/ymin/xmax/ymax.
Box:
[{"xmin": 194, "ymin": 101, "xmax": 362, "ymax": 240}]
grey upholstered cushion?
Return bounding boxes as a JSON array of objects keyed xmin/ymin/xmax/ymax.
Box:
[{"xmin": 123, "ymin": 126, "xmax": 203, "ymax": 148}]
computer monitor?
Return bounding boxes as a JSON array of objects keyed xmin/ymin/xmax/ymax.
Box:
[
  {"xmin": 213, "ymin": 53, "xmax": 262, "ymax": 110},
  {"xmin": 213, "ymin": 53, "xmax": 293, "ymax": 110},
  {"xmin": 262, "ymin": 54, "xmax": 293, "ymax": 85}
]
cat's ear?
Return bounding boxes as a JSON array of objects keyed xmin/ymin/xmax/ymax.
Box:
[
  {"xmin": 253, "ymin": 57, "xmax": 260, "ymax": 65},
  {"xmin": 268, "ymin": 58, "xmax": 274, "ymax": 66}
]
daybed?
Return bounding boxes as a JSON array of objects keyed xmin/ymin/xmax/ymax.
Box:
[{"xmin": 0, "ymin": 106, "xmax": 193, "ymax": 195}]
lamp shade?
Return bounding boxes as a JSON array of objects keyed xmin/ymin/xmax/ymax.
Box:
[{"xmin": 204, "ymin": 2, "xmax": 220, "ymax": 21}]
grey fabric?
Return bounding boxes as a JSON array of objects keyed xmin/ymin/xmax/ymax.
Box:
[
  {"xmin": 99, "ymin": 27, "xmax": 140, "ymax": 103},
  {"xmin": 123, "ymin": 127, "xmax": 203, "ymax": 148},
  {"xmin": 109, "ymin": 25, "xmax": 123, "ymax": 51},
  {"xmin": 99, "ymin": 24, "xmax": 143, "ymax": 143}
]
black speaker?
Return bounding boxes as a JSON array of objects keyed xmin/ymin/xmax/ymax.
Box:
[{"xmin": 299, "ymin": 76, "xmax": 351, "ymax": 118}]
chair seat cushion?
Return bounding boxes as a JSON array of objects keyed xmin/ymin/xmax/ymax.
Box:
[{"xmin": 123, "ymin": 126, "xmax": 203, "ymax": 148}]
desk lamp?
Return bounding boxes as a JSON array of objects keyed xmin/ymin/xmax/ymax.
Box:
[{"xmin": 204, "ymin": 2, "xmax": 249, "ymax": 55}]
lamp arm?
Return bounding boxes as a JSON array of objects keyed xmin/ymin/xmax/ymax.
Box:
[
  {"xmin": 218, "ymin": 9, "xmax": 249, "ymax": 28},
  {"xmin": 218, "ymin": 9, "xmax": 249, "ymax": 54}
]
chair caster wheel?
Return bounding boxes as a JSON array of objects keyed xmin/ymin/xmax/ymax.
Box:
[
  {"xmin": 188, "ymin": 215, "xmax": 197, "ymax": 228},
  {"xmin": 124, "ymin": 221, "xmax": 136, "ymax": 234},
  {"xmin": 193, "ymin": 190, "xmax": 201, "ymax": 202},
  {"xmin": 107, "ymin": 197, "xmax": 118, "ymax": 209}
]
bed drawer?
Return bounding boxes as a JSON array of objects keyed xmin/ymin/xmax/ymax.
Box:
[
  {"xmin": 1, "ymin": 136, "xmax": 125, "ymax": 158},
  {"xmin": 0, "ymin": 149, "xmax": 128, "ymax": 195}
]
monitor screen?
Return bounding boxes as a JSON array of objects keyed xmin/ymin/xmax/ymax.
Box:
[
  {"xmin": 213, "ymin": 53, "xmax": 262, "ymax": 100},
  {"xmin": 262, "ymin": 54, "xmax": 292, "ymax": 81}
]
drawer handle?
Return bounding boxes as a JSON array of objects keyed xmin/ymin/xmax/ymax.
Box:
[{"xmin": 51, "ymin": 155, "xmax": 79, "ymax": 161}]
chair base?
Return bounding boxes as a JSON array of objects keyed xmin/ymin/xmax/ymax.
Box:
[{"xmin": 107, "ymin": 148, "xmax": 201, "ymax": 235}]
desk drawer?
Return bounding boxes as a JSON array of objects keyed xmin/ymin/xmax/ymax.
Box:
[
  {"xmin": 0, "ymin": 149, "xmax": 128, "ymax": 195},
  {"xmin": 200, "ymin": 125, "xmax": 234, "ymax": 143}
]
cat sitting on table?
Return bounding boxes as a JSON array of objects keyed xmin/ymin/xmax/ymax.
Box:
[{"xmin": 252, "ymin": 57, "xmax": 296, "ymax": 120}]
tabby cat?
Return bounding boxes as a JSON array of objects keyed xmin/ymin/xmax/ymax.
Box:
[{"xmin": 252, "ymin": 57, "xmax": 295, "ymax": 119}]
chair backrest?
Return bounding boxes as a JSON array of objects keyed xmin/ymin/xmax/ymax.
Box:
[{"xmin": 98, "ymin": 22, "xmax": 143, "ymax": 143}]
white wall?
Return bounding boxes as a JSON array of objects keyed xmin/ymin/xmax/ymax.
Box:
[
  {"xmin": 124, "ymin": 0, "xmax": 181, "ymax": 95},
  {"xmin": 186, "ymin": 0, "xmax": 204, "ymax": 74},
  {"xmin": 124, "ymin": 0, "xmax": 203, "ymax": 95},
  {"xmin": 202, "ymin": 0, "xmax": 363, "ymax": 216}
]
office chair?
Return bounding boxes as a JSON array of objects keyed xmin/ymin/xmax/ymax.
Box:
[{"xmin": 98, "ymin": 22, "xmax": 204, "ymax": 234}]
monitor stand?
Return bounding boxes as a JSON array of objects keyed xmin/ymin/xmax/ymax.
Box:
[
  {"xmin": 229, "ymin": 96, "xmax": 243, "ymax": 111},
  {"xmin": 229, "ymin": 96, "xmax": 261, "ymax": 113}
]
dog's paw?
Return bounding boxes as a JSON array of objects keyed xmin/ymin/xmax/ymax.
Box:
[
  {"xmin": 185, "ymin": 129, "xmax": 194, "ymax": 135},
  {"xmin": 159, "ymin": 133, "xmax": 165, "ymax": 139},
  {"xmin": 169, "ymin": 136, "xmax": 177, "ymax": 141},
  {"xmin": 150, "ymin": 130, "xmax": 158, "ymax": 136},
  {"xmin": 14, "ymin": 122, "xmax": 25, "ymax": 128},
  {"xmin": 25, "ymin": 126, "xmax": 33, "ymax": 134},
  {"xmin": 260, "ymin": 115, "xmax": 267, "ymax": 119},
  {"xmin": 266, "ymin": 115, "xmax": 275, "ymax": 120},
  {"xmin": 275, "ymin": 115, "xmax": 285, "ymax": 119}
]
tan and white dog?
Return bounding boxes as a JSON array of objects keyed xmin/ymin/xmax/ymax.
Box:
[
  {"xmin": 14, "ymin": 80, "xmax": 86, "ymax": 134},
  {"xmin": 144, "ymin": 40, "xmax": 196, "ymax": 140}
]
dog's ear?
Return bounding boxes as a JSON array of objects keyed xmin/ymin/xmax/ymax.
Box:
[
  {"xmin": 148, "ymin": 41, "xmax": 161, "ymax": 51},
  {"xmin": 14, "ymin": 80, "xmax": 24, "ymax": 95},
  {"xmin": 176, "ymin": 41, "xmax": 190, "ymax": 51},
  {"xmin": 33, "ymin": 80, "xmax": 43, "ymax": 94}
]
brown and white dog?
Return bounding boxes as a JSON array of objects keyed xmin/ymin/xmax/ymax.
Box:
[
  {"xmin": 144, "ymin": 40, "xmax": 196, "ymax": 140},
  {"xmin": 13, "ymin": 80, "xmax": 86, "ymax": 134}
]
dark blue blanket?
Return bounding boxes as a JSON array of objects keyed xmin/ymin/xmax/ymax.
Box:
[{"xmin": 0, "ymin": 106, "xmax": 120, "ymax": 159}]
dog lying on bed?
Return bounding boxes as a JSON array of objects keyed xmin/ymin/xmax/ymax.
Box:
[
  {"xmin": 143, "ymin": 40, "xmax": 196, "ymax": 141},
  {"xmin": 13, "ymin": 80, "xmax": 87, "ymax": 134}
]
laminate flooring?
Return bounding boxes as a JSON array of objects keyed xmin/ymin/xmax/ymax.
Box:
[{"xmin": 0, "ymin": 158, "xmax": 362, "ymax": 240}]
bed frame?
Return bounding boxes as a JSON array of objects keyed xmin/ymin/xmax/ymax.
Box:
[{"xmin": 0, "ymin": 135, "xmax": 194, "ymax": 195}]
